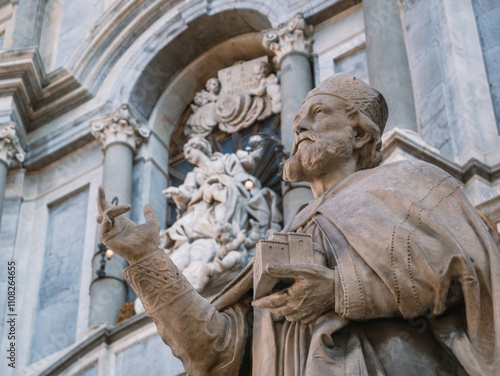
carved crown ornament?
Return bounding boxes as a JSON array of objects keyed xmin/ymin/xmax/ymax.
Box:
[
  {"xmin": 184, "ymin": 56, "xmax": 282, "ymax": 138},
  {"xmin": 91, "ymin": 104, "xmax": 151, "ymax": 152},
  {"xmin": 0, "ymin": 122, "xmax": 25, "ymax": 168},
  {"xmin": 262, "ymin": 13, "xmax": 314, "ymax": 66}
]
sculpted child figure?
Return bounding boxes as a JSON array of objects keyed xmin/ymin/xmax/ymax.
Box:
[{"xmin": 97, "ymin": 73, "xmax": 500, "ymax": 375}]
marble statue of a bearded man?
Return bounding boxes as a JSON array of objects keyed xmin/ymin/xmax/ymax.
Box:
[{"xmin": 97, "ymin": 73, "xmax": 500, "ymax": 375}]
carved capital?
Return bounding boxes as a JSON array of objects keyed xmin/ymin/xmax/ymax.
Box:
[
  {"xmin": 91, "ymin": 104, "xmax": 151, "ymax": 152},
  {"xmin": 0, "ymin": 122, "xmax": 25, "ymax": 168},
  {"xmin": 262, "ymin": 13, "xmax": 314, "ymax": 66}
]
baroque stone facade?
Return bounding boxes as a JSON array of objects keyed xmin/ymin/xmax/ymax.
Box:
[{"xmin": 0, "ymin": 0, "xmax": 499, "ymax": 375}]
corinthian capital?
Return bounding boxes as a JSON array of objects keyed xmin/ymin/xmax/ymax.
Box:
[
  {"xmin": 91, "ymin": 104, "xmax": 151, "ymax": 152},
  {"xmin": 0, "ymin": 122, "xmax": 25, "ymax": 168},
  {"xmin": 262, "ymin": 13, "xmax": 314, "ymax": 66}
]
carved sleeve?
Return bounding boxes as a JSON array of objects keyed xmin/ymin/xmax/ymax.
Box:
[{"xmin": 123, "ymin": 250, "xmax": 250, "ymax": 375}]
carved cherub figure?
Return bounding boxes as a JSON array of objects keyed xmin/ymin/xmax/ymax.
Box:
[
  {"xmin": 212, "ymin": 223, "xmax": 247, "ymax": 273},
  {"xmin": 186, "ymin": 78, "xmax": 221, "ymax": 137},
  {"xmin": 249, "ymin": 61, "xmax": 281, "ymax": 114}
]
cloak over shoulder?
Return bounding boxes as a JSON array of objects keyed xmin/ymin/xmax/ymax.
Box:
[{"xmin": 213, "ymin": 160, "xmax": 500, "ymax": 375}]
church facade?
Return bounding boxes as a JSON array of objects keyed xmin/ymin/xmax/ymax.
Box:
[{"xmin": 0, "ymin": 0, "xmax": 499, "ymax": 375}]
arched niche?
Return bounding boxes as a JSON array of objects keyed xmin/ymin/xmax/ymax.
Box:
[
  {"xmin": 149, "ymin": 31, "xmax": 272, "ymax": 143},
  {"xmin": 131, "ymin": 26, "xmax": 276, "ymax": 229}
]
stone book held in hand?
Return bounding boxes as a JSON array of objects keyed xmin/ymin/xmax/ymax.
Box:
[{"xmin": 253, "ymin": 233, "xmax": 327, "ymax": 299}]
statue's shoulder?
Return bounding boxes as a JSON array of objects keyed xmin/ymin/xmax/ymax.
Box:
[
  {"xmin": 320, "ymin": 160, "xmax": 457, "ymax": 213},
  {"xmin": 369, "ymin": 159, "xmax": 451, "ymax": 181},
  {"xmin": 346, "ymin": 159, "xmax": 455, "ymax": 192}
]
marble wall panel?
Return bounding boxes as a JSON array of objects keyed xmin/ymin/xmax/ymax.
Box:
[
  {"xmin": 56, "ymin": 0, "xmax": 104, "ymax": 68},
  {"xmin": 30, "ymin": 189, "xmax": 89, "ymax": 363},
  {"xmin": 473, "ymin": 0, "xmax": 500, "ymax": 128}
]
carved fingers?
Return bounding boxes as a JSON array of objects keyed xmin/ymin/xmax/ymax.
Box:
[
  {"xmin": 252, "ymin": 263, "xmax": 336, "ymax": 324},
  {"xmin": 96, "ymin": 185, "xmax": 131, "ymax": 227},
  {"xmin": 143, "ymin": 204, "xmax": 160, "ymax": 231}
]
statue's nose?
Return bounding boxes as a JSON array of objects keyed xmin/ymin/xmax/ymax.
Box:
[{"xmin": 293, "ymin": 117, "xmax": 311, "ymax": 136}]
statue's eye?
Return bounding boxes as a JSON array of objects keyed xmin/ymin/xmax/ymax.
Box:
[{"xmin": 314, "ymin": 107, "xmax": 325, "ymax": 116}]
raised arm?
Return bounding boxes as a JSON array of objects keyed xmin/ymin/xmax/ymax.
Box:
[
  {"xmin": 123, "ymin": 250, "xmax": 249, "ymax": 375},
  {"xmin": 96, "ymin": 187, "xmax": 249, "ymax": 375}
]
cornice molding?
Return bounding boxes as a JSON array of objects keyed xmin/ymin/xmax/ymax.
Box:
[
  {"xmin": 0, "ymin": 0, "xmax": 363, "ymax": 135},
  {"xmin": 382, "ymin": 128, "xmax": 500, "ymax": 185},
  {"xmin": 0, "ymin": 48, "xmax": 92, "ymax": 131}
]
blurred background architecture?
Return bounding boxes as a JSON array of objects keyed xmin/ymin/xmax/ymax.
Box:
[{"xmin": 0, "ymin": 0, "xmax": 499, "ymax": 374}]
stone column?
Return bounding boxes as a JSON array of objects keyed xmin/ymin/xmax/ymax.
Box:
[
  {"xmin": 363, "ymin": 0, "xmax": 418, "ymax": 133},
  {"xmin": 263, "ymin": 14, "xmax": 315, "ymax": 224},
  {"xmin": 89, "ymin": 104, "xmax": 150, "ymax": 327},
  {"xmin": 0, "ymin": 122, "xmax": 25, "ymax": 226}
]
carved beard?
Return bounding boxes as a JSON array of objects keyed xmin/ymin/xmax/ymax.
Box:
[{"xmin": 282, "ymin": 132, "xmax": 353, "ymax": 183}]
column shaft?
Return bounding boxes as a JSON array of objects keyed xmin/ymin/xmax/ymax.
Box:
[
  {"xmin": 363, "ymin": 0, "xmax": 418, "ymax": 132},
  {"xmin": 89, "ymin": 104, "xmax": 150, "ymax": 327},
  {"xmin": 264, "ymin": 14, "xmax": 316, "ymax": 223},
  {"xmin": 280, "ymin": 53, "xmax": 314, "ymax": 152},
  {"xmin": 0, "ymin": 160, "xmax": 8, "ymax": 225},
  {"xmin": 88, "ymin": 143, "xmax": 133, "ymax": 327},
  {"xmin": 102, "ymin": 143, "xmax": 134, "ymax": 206}
]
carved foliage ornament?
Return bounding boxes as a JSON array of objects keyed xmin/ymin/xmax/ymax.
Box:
[
  {"xmin": 91, "ymin": 104, "xmax": 151, "ymax": 152},
  {"xmin": 262, "ymin": 13, "xmax": 314, "ymax": 66},
  {"xmin": 0, "ymin": 122, "xmax": 25, "ymax": 168}
]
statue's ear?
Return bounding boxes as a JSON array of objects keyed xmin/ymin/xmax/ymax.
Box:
[
  {"xmin": 353, "ymin": 127, "xmax": 372, "ymax": 150},
  {"xmin": 353, "ymin": 114, "xmax": 376, "ymax": 150}
]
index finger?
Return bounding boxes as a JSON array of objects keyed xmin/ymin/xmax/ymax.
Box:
[{"xmin": 97, "ymin": 186, "xmax": 111, "ymax": 214}]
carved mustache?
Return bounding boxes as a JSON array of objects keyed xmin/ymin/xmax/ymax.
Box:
[{"xmin": 292, "ymin": 132, "xmax": 321, "ymax": 155}]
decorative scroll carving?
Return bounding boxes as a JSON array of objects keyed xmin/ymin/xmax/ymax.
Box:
[
  {"xmin": 184, "ymin": 57, "xmax": 281, "ymax": 138},
  {"xmin": 160, "ymin": 136, "xmax": 282, "ymax": 292},
  {"xmin": 91, "ymin": 104, "xmax": 151, "ymax": 152},
  {"xmin": 0, "ymin": 122, "xmax": 25, "ymax": 168},
  {"xmin": 262, "ymin": 13, "xmax": 314, "ymax": 66}
]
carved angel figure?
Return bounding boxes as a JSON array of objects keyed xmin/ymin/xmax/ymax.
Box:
[
  {"xmin": 185, "ymin": 78, "xmax": 221, "ymax": 137},
  {"xmin": 249, "ymin": 60, "xmax": 282, "ymax": 114}
]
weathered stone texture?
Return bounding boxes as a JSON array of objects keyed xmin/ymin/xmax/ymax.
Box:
[
  {"xmin": 56, "ymin": 0, "xmax": 104, "ymax": 68},
  {"xmin": 30, "ymin": 189, "xmax": 89, "ymax": 363},
  {"xmin": 0, "ymin": 198, "xmax": 21, "ymax": 340},
  {"xmin": 76, "ymin": 363, "xmax": 98, "ymax": 376},
  {"xmin": 402, "ymin": 0, "xmax": 456, "ymax": 157},
  {"xmin": 114, "ymin": 334, "xmax": 184, "ymax": 376},
  {"xmin": 472, "ymin": 0, "xmax": 500, "ymax": 128},
  {"xmin": 334, "ymin": 49, "xmax": 369, "ymax": 84}
]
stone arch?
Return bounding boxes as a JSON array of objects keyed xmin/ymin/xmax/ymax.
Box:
[
  {"xmin": 147, "ymin": 32, "xmax": 271, "ymax": 143},
  {"xmin": 65, "ymin": 0, "xmax": 283, "ymax": 108},
  {"xmin": 125, "ymin": 8, "xmax": 272, "ymax": 122}
]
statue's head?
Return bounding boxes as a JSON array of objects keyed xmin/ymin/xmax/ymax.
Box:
[
  {"xmin": 283, "ymin": 73, "xmax": 388, "ymax": 183},
  {"xmin": 237, "ymin": 135, "xmax": 265, "ymax": 172},
  {"xmin": 205, "ymin": 78, "xmax": 221, "ymax": 95},
  {"xmin": 215, "ymin": 222, "xmax": 233, "ymax": 245},
  {"xmin": 183, "ymin": 137, "xmax": 212, "ymax": 165}
]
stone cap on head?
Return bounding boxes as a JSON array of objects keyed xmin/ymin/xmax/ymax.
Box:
[{"xmin": 304, "ymin": 73, "xmax": 389, "ymax": 135}]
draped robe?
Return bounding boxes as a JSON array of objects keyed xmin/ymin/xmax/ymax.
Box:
[{"xmin": 124, "ymin": 160, "xmax": 500, "ymax": 375}]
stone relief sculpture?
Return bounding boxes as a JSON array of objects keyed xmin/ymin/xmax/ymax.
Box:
[
  {"xmin": 185, "ymin": 78, "xmax": 221, "ymax": 137},
  {"xmin": 160, "ymin": 136, "xmax": 281, "ymax": 292},
  {"xmin": 185, "ymin": 57, "xmax": 282, "ymax": 138},
  {"xmin": 97, "ymin": 73, "xmax": 500, "ymax": 375}
]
